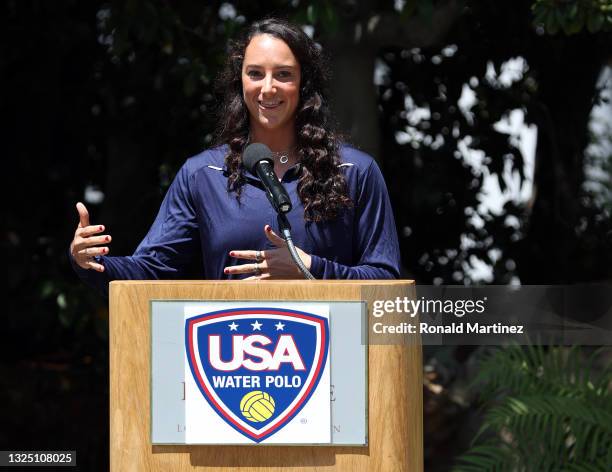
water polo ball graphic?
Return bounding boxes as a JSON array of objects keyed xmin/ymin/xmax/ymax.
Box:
[{"xmin": 240, "ymin": 391, "xmax": 276, "ymax": 422}]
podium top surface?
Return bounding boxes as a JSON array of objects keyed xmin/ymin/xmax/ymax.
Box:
[
  {"xmin": 109, "ymin": 279, "xmax": 416, "ymax": 303},
  {"xmin": 110, "ymin": 279, "xmax": 415, "ymax": 287}
]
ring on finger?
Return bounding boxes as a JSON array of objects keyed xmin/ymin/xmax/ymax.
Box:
[
  {"xmin": 254, "ymin": 262, "xmax": 261, "ymax": 276},
  {"xmin": 84, "ymin": 247, "xmax": 98, "ymax": 258},
  {"xmin": 255, "ymin": 250, "xmax": 263, "ymax": 263}
]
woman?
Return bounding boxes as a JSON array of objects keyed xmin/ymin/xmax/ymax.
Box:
[{"xmin": 70, "ymin": 18, "xmax": 401, "ymax": 296}]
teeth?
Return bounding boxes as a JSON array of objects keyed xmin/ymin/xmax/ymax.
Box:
[{"xmin": 260, "ymin": 102, "xmax": 281, "ymax": 106}]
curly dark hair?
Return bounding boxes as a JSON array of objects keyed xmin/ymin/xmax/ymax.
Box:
[{"xmin": 214, "ymin": 18, "xmax": 352, "ymax": 222}]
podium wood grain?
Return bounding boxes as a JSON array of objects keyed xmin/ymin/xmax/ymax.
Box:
[{"xmin": 109, "ymin": 280, "xmax": 422, "ymax": 471}]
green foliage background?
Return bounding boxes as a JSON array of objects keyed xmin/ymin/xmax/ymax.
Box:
[
  {"xmin": 454, "ymin": 345, "xmax": 612, "ymax": 471},
  {"xmin": 1, "ymin": 1, "xmax": 610, "ymax": 470}
]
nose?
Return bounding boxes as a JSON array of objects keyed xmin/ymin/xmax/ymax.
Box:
[{"xmin": 261, "ymin": 73, "xmax": 275, "ymax": 95}]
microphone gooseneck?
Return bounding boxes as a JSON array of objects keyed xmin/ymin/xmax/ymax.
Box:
[{"xmin": 277, "ymin": 213, "xmax": 315, "ymax": 280}]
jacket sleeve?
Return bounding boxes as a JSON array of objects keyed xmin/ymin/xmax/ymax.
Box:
[
  {"xmin": 69, "ymin": 163, "xmax": 200, "ymax": 297},
  {"xmin": 308, "ymin": 160, "xmax": 401, "ymax": 279}
]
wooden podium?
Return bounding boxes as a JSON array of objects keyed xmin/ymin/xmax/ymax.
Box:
[{"xmin": 109, "ymin": 280, "xmax": 422, "ymax": 471}]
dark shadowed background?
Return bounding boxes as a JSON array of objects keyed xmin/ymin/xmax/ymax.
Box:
[{"xmin": 2, "ymin": 1, "xmax": 611, "ymax": 470}]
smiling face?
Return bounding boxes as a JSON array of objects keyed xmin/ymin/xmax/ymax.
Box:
[{"xmin": 242, "ymin": 34, "xmax": 301, "ymax": 140}]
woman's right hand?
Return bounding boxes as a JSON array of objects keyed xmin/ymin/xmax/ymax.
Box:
[{"xmin": 70, "ymin": 202, "xmax": 112, "ymax": 272}]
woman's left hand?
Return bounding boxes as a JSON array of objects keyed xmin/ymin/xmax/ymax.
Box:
[{"xmin": 224, "ymin": 225, "xmax": 312, "ymax": 280}]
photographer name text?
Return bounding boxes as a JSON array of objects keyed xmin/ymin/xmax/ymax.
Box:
[{"xmin": 372, "ymin": 321, "xmax": 524, "ymax": 335}]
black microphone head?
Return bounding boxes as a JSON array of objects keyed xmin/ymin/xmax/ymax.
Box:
[{"xmin": 242, "ymin": 143, "xmax": 274, "ymax": 174}]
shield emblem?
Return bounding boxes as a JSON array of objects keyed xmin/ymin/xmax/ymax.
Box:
[{"xmin": 185, "ymin": 307, "xmax": 330, "ymax": 443}]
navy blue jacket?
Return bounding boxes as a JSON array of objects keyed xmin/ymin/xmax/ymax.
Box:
[{"xmin": 71, "ymin": 145, "xmax": 401, "ymax": 296}]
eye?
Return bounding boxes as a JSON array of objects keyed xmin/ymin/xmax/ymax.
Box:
[
  {"xmin": 276, "ymin": 70, "xmax": 293, "ymax": 80},
  {"xmin": 246, "ymin": 70, "xmax": 263, "ymax": 79}
]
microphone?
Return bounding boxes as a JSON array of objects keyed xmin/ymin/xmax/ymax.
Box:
[{"xmin": 242, "ymin": 143, "xmax": 292, "ymax": 214}]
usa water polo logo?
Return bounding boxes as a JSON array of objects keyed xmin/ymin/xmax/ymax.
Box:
[{"xmin": 185, "ymin": 307, "xmax": 329, "ymax": 442}]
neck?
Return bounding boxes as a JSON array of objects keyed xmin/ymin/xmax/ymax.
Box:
[{"xmin": 249, "ymin": 123, "xmax": 296, "ymax": 154}]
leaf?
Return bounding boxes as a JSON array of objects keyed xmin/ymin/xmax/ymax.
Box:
[
  {"xmin": 453, "ymin": 442, "xmax": 515, "ymax": 471},
  {"xmin": 401, "ymin": 0, "xmax": 419, "ymax": 21},
  {"xmin": 321, "ymin": 2, "xmax": 339, "ymax": 35},
  {"xmin": 564, "ymin": 7, "xmax": 585, "ymax": 34},
  {"xmin": 290, "ymin": 8, "xmax": 309, "ymax": 26},
  {"xmin": 40, "ymin": 280, "xmax": 55, "ymax": 298},
  {"xmin": 417, "ymin": 0, "xmax": 435, "ymax": 24},
  {"xmin": 556, "ymin": 6, "xmax": 569, "ymax": 34},
  {"xmin": 545, "ymin": 10, "xmax": 560, "ymax": 35},
  {"xmin": 586, "ymin": 11, "xmax": 604, "ymax": 33},
  {"xmin": 57, "ymin": 293, "xmax": 67, "ymax": 310},
  {"xmin": 307, "ymin": 4, "xmax": 318, "ymax": 24},
  {"xmin": 532, "ymin": 5, "xmax": 548, "ymax": 25},
  {"xmin": 183, "ymin": 72, "xmax": 196, "ymax": 97}
]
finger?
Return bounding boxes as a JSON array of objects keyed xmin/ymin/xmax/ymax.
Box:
[
  {"xmin": 78, "ymin": 246, "xmax": 109, "ymax": 257},
  {"xmin": 224, "ymin": 262, "xmax": 267, "ymax": 275},
  {"xmin": 229, "ymin": 250, "xmax": 267, "ymax": 261},
  {"xmin": 264, "ymin": 225, "xmax": 286, "ymax": 248},
  {"xmin": 76, "ymin": 224, "xmax": 106, "ymax": 238},
  {"xmin": 85, "ymin": 260, "xmax": 105, "ymax": 272},
  {"xmin": 243, "ymin": 273, "xmax": 271, "ymax": 281},
  {"xmin": 73, "ymin": 234, "xmax": 112, "ymax": 250},
  {"xmin": 76, "ymin": 202, "xmax": 90, "ymax": 228}
]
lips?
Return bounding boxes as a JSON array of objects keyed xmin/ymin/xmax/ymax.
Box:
[{"xmin": 258, "ymin": 100, "xmax": 283, "ymax": 109}]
